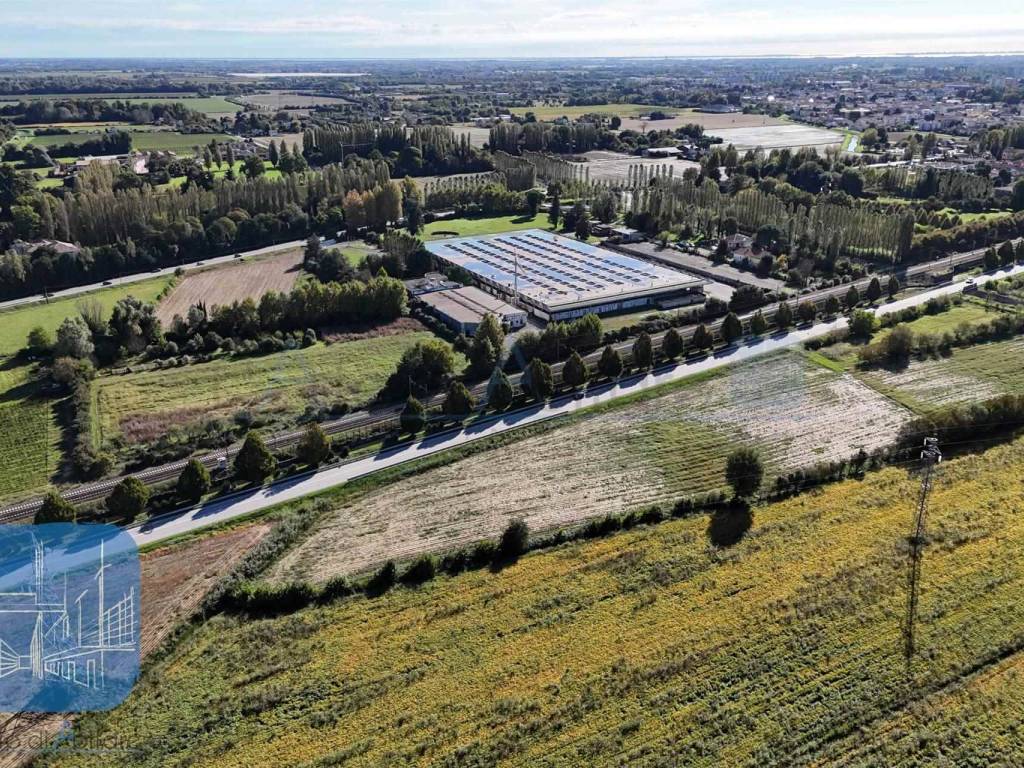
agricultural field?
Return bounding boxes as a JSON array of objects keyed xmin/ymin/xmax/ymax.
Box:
[
  {"xmin": 856, "ymin": 335, "xmax": 1024, "ymax": 413},
  {"xmin": 25, "ymin": 130, "xmax": 236, "ymax": 155},
  {"xmin": 508, "ymin": 102, "xmax": 674, "ymax": 120},
  {"xmin": 270, "ymin": 351, "xmax": 912, "ymax": 583},
  {"xmin": 703, "ymin": 123, "xmax": 843, "ymax": 150},
  {"xmin": 573, "ymin": 150, "xmax": 699, "ymax": 183},
  {"xmin": 424, "ymin": 212, "xmax": 550, "ymax": 240},
  {"xmin": 156, "ymin": 248, "xmax": 304, "ymax": 324},
  {"xmin": 0, "ymin": 521, "xmax": 271, "ymax": 768},
  {"xmin": 808, "ymin": 300, "xmax": 1002, "ymax": 372},
  {"xmin": 40, "ymin": 437, "xmax": 1024, "ymax": 768},
  {"xmin": 618, "ymin": 108, "xmax": 789, "ymax": 133},
  {"xmin": 0, "ymin": 366, "xmax": 60, "ymax": 503},
  {"xmin": 0, "ymin": 276, "xmax": 172, "ymax": 358},
  {"xmin": 90, "ymin": 330, "xmax": 444, "ymax": 448}
]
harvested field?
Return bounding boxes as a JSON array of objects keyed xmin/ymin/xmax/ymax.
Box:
[
  {"xmin": 451, "ymin": 125, "xmax": 491, "ymax": 149},
  {"xmin": 0, "ymin": 521, "xmax": 270, "ymax": 768},
  {"xmin": 857, "ymin": 336, "xmax": 1024, "ymax": 413},
  {"xmin": 43, "ymin": 437, "xmax": 1024, "ymax": 768},
  {"xmin": 270, "ymin": 351, "xmax": 912, "ymax": 583},
  {"xmin": 705, "ymin": 123, "xmax": 843, "ymax": 150},
  {"xmin": 619, "ymin": 108, "xmax": 787, "ymax": 133},
  {"xmin": 156, "ymin": 248, "xmax": 304, "ymax": 324},
  {"xmin": 91, "ymin": 331, "xmax": 447, "ymax": 447},
  {"xmin": 572, "ymin": 150, "xmax": 700, "ymax": 183}
]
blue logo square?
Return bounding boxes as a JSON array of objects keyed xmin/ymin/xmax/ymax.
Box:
[{"xmin": 0, "ymin": 524, "xmax": 140, "ymax": 712}]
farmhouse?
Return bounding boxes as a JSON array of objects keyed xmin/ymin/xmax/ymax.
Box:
[
  {"xmin": 425, "ymin": 229, "xmax": 704, "ymax": 321},
  {"xmin": 417, "ymin": 285, "xmax": 527, "ymax": 335}
]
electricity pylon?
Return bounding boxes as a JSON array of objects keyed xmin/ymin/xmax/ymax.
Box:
[{"xmin": 904, "ymin": 437, "xmax": 942, "ymax": 661}]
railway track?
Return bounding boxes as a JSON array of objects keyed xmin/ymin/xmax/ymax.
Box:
[{"xmin": 0, "ymin": 242, "xmax": 1005, "ymax": 523}]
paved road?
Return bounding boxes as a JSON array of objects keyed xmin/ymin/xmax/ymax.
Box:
[
  {"xmin": 0, "ymin": 239, "xmax": 311, "ymax": 313},
  {"xmin": 125, "ymin": 261, "xmax": 1024, "ymax": 549}
]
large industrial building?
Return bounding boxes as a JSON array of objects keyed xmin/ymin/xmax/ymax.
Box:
[{"xmin": 425, "ymin": 229, "xmax": 704, "ymax": 321}]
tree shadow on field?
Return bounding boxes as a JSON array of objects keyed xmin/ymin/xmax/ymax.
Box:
[{"xmin": 707, "ymin": 501, "xmax": 753, "ymax": 547}]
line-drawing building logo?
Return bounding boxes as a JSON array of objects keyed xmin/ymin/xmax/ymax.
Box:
[{"xmin": 0, "ymin": 524, "xmax": 140, "ymax": 712}]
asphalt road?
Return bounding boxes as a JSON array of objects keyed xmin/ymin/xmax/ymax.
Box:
[
  {"xmin": 0, "ymin": 239, "xmax": 312, "ymax": 313},
  {"xmin": 125, "ymin": 260, "xmax": 1024, "ymax": 549}
]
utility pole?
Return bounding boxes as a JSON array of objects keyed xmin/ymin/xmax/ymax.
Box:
[{"xmin": 904, "ymin": 436, "xmax": 942, "ymax": 662}]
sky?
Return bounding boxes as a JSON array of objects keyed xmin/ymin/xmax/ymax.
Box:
[{"xmin": 2, "ymin": 0, "xmax": 1024, "ymax": 59}]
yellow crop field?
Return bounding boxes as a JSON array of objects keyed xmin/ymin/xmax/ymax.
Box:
[
  {"xmin": 270, "ymin": 351, "xmax": 912, "ymax": 582},
  {"xmin": 41, "ymin": 436, "xmax": 1024, "ymax": 767}
]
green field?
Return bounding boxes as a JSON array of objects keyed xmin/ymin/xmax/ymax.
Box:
[
  {"xmin": 0, "ymin": 365, "xmax": 61, "ymax": 502},
  {"xmin": 0, "ymin": 277, "xmax": 172, "ymax": 360},
  {"xmin": 26, "ymin": 130, "xmax": 236, "ymax": 156},
  {"xmin": 424, "ymin": 212, "xmax": 550, "ymax": 239},
  {"xmin": 90, "ymin": 331, "xmax": 448, "ymax": 449},
  {"xmin": 856, "ymin": 335, "xmax": 1024, "ymax": 413},
  {"xmin": 42, "ymin": 436, "xmax": 1024, "ymax": 767},
  {"xmin": 809, "ymin": 301, "xmax": 1002, "ymax": 372}
]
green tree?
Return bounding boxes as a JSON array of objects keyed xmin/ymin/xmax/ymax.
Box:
[
  {"xmin": 296, "ymin": 423, "xmax": 332, "ymax": 468},
  {"xmin": 574, "ymin": 212, "xmax": 591, "ymax": 240},
  {"xmin": 1016, "ymin": 240, "xmax": 1024, "ymax": 265},
  {"xmin": 597, "ymin": 345, "xmax": 623, "ymax": 379},
  {"xmin": 848, "ymin": 309, "xmax": 876, "ymax": 339},
  {"xmin": 774, "ymin": 302, "xmax": 793, "ymax": 330},
  {"xmin": 242, "ymin": 154, "xmax": 265, "ymax": 178},
  {"xmin": 865, "ymin": 277, "xmax": 882, "ymax": 303},
  {"xmin": 525, "ymin": 189, "xmax": 544, "ymax": 217},
  {"xmin": 106, "ymin": 476, "xmax": 150, "ymax": 520},
  {"xmin": 1012, "ymin": 179, "xmax": 1024, "ymax": 212},
  {"xmin": 26, "ymin": 326, "xmax": 53, "ymax": 356},
  {"xmin": 234, "ymin": 433, "xmax": 277, "ymax": 484},
  {"xmin": 443, "ymin": 381, "xmax": 476, "ymax": 420},
  {"xmin": 468, "ymin": 314, "xmax": 505, "ymax": 378},
  {"xmin": 547, "ymin": 195, "xmax": 561, "ymax": 228},
  {"xmin": 998, "ymin": 240, "xmax": 1016, "ymax": 266},
  {"xmin": 525, "ymin": 358, "xmax": 554, "ymax": 401},
  {"xmin": 35, "ymin": 491, "xmax": 76, "ymax": 523},
  {"xmin": 55, "ymin": 316, "xmax": 93, "ymax": 359},
  {"xmin": 797, "ymin": 301, "xmax": 817, "ymax": 325},
  {"xmin": 721, "ymin": 312, "xmax": 743, "ymax": 344},
  {"xmin": 268, "ymin": 140, "xmax": 280, "ymax": 167},
  {"xmin": 562, "ymin": 351, "xmax": 589, "ymax": 389},
  {"xmin": 984, "ymin": 247, "xmax": 1000, "ymax": 271},
  {"xmin": 887, "ymin": 275, "xmax": 901, "ymax": 299},
  {"xmin": 691, "ymin": 323, "xmax": 713, "ymax": 352},
  {"xmin": 498, "ymin": 519, "xmax": 529, "ymax": 562},
  {"xmin": 725, "ymin": 447, "xmax": 763, "ymax": 499},
  {"xmin": 632, "ymin": 332, "xmax": 654, "ymax": 369},
  {"xmin": 825, "ymin": 294, "xmax": 841, "ymax": 317},
  {"xmin": 176, "ymin": 458, "xmax": 212, "ymax": 503},
  {"xmin": 486, "ymin": 366, "xmax": 515, "ymax": 411},
  {"xmin": 845, "ymin": 284, "xmax": 861, "ymax": 311},
  {"xmin": 400, "ymin": 396, "xmax": 427, "ymax": 434},
  {"xmin": 661, "ymin": 327, "xmax": 685, "ymax": 359},
  {"xmin": 390, "ymin": 339, "xmax": 457, "ymax": 396},
  {"xmin": 749, "ymin": 311, "xmax": 768, "ymax": 336}
]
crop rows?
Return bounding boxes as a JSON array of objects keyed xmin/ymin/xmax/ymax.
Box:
[
  {"xmin": 858, "ymin": 336, "xmax": 1024, "ymax": 413},
  {"xmin": 40, "ymin": 437, "xmax": 1024, "ymax": 768},
  {"xmin": 0, "ymin": 399, "xmax": 58, "ymax": 501},
  {"xmin": 270, "ymin": 351, "xmax": 912, "ymax": 584}
]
